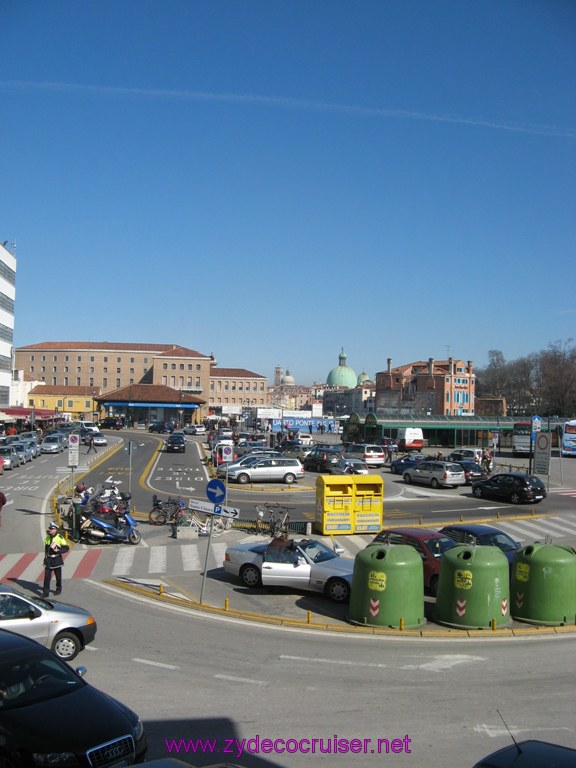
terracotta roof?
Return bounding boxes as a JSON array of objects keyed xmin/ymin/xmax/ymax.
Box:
[
  {"xmin": 28, "ymin": 385, "xmax": 101, "ymax": 395},
  {"xmin": 210, "ymin": 368, "xmax": 266, "ymax": 379},
  {"xmin": 16, "ymin": 341, "xmax": 210, "ymax": 358},
  {"xmin": 96, "ymin": 384, "xmax": 205, "ymax": 405}
]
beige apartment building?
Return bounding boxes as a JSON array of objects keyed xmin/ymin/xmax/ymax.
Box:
[{"xmin": 14, "ymin": 342, "xmax": 269, "ymax": 422}]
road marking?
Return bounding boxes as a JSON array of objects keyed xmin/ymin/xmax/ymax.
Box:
[
  {"xmin": 112, "ymin": 548, "xmax": 136, "ymax": 576},
  {"xmin": 148, "ymin": 545, "xmax": 167, "ymax": 573},
  {"xmin": 181, "ymin": 545, "xmax": 202, "ymax": 570},
  {"xmin": 280, "ymin": 655, "xmax": 387, "ymax": 668},
  {"xmin": 214, "ymin": 674, "xmax": 268, "ymax": 685},
  {"xmin": 400, "ymin": 654, "xmax": 485, "ymax": 672},
  {"xmin": 132, "ymin": 658, "xmax": 180, "ymax": 670}
]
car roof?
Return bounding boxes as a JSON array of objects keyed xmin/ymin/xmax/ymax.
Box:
[
  {"xmin": 381, "ymin": 527, "xmax": 451, "ymax": 540},
  {"xmin": 441, "ymin": 523, "xmax": 504, "ymax": 535},
  {"xmin": 473, "ymin": 740, "xmax": 576, "ymax": 767}
]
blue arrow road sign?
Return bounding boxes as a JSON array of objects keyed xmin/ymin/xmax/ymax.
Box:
[{"xmin": 206, "ymin": 479, "xmax": 226, "ymax": 504}]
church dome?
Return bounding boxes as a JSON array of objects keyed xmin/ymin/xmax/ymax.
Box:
[
  {"xmin": 281, "ymin": 368, "xmax": 295, "ymax": 385},
  {"xmin": 326, "ymin": 348, "xmax": 357, "ymax": 389},
  {"xmin": 357, "ymin": 371, "xmax": 372, "ymax": 385}
]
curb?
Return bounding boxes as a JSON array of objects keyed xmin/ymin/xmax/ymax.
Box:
[{"xmin": 103, "ymin": 578, "xmax": 576, "ymax": 639}]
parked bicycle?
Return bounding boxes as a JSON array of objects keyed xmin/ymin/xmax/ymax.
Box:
[
  {"xmin": 174, "ymin": 510, "xmax": 230, "ymax": 537},
  {"xmin": 254, "ymin": 502, "xmax": 293, "ymax": 537},
  {"xmin": 149, "ymin": 495, "xmax": 184, "ymax": 526}
]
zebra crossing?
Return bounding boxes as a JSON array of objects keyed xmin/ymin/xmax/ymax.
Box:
[{"xmin": 1, "ymin": 515, "xmax": 574, "ymax": 584}]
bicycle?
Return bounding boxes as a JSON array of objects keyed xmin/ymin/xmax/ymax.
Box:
[
  {"xmin": 177, "ymin": 511, "xmax": 227, "ymax": 537},
  {"xmin": 149, "ymin": 495, "xmax": 184, "ymax": 526},
  {"xmin": 254, "ymin": 502, "xmax": 293, "ymax": 537}
]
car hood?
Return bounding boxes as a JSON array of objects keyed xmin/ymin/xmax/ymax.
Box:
[
  {"xmin": 313, "ymin": 556, "xmax": 355, "ymax": 579},
  {"xmin": 2, "ymin": 685, "xmax": 139, "ymax": 751},
  {"xmin": 39, "ymin": 597, "xmax": 95, "ymax": 623}
]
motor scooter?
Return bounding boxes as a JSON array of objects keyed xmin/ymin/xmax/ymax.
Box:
[{"xmin": 80, "ymin": 510, "xmax": 141, "ymax": 545}]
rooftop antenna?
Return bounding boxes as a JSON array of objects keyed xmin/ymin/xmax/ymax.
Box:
[{"xmin": 496, "ymin": 709, "xmax": 522, "ymax": 755}]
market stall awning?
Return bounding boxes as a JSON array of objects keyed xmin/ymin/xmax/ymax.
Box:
[
  {"xmin": 0, "ymin": 411, "xmax": 15, "ymax": 423},
  {"xmin": 2, "ymin": 407, "xmax": 59, "ymax": 419}
]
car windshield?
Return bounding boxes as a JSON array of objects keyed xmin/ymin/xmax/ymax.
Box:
[
  {"xmin": 297, "ymin": 539, "xmax": 339, "ymax": 563},
  {"xmin": 0, "ymin": 653, "xmax": 83, "ymax": 710},
  {"xmin": 480, "ymin": 532, "xmax": 519, "ymax": 550},
  {"xmin": 423, "ymin": 537, "xmax": 456, "ymax": 557}
]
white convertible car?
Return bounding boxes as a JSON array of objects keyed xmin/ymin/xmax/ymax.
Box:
[{"xmin": 223, "ymin": 537, "xmax": 354, "ymax": 603}]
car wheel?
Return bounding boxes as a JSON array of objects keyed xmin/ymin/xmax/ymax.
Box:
[
  {"xmin": 473, "ymin": 486, "xmax": 483, "ymax": 498},
  {"xmin": 283, "ymin": 473, "xmax": 296, "ymax": 484},
  {"xmin": 128, "ymin": 529, "xmax": 142, "ymax": 544},
  {"xmin": 431, "ymin": 478, "xmax": 440, "ymax": 489},
  {"xmin": 52, "ymin": 631, "xmax": 82, "ymax": 661},
  {"xmin": 429, "ymin": 575, "xmax": 439, "ymax": 598},
  {"xmin": 325, "ymin": 578, "xmax": 351, "ymax": 603},
  {"xmin": 510, "ymin": 492, "xmax": 521, "ymax": 504},
  {"xmin": 237, "ymin": 473, "xmax": 250, "ymax": 485},
  {"xmin": 240, "ymin": 564, "xmax": 262, "ymax": 588},
  {"xmin": 404, "ymin": 473, "xmax": 412, "ymax": 484}
]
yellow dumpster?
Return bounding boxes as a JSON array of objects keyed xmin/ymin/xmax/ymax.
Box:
[{"xmin": 314, "ymin": 476, "xmax": 354, "ymax": 535}]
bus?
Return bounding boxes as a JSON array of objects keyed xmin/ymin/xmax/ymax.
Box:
[
  {"xmin": 512, "ymin": 422, "xmax": 532, "ymax": 457},
  {"xmin": 561, "ymin": 420, "xmax": 576, "ymax": 457}
]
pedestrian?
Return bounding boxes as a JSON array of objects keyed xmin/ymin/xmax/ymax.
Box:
[
  {"xmin": 86, "ymin": 433, "xmax": 97, "ymax": 453},
  {"xmin": 0, "ymin": 491, "xmax": 6, "ymax": 527},
  {"xmin": 42, "ymin": 523, "xmax": 69, "ymax": 597}
]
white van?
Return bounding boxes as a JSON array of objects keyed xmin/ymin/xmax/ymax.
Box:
[{"xmin": 396, "ymin": 428, "xmax": 424, "ymax": 452}]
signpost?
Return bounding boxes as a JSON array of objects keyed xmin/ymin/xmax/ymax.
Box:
[
  {"xmin": 529, "ymin": 415, "xmax": 542, "ymax": 474},
  {"xmin": 124, "ymin": 440, "xmax": 138, "ymax": 494},
  {"xmin": 533, "ymin": 432, "xmax": 551, "ymax": 477},
  {"xmin": 199, "ymin": 479, "xmax": 237, "ymax": 604}
]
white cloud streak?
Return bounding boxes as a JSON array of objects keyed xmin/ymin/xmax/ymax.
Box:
[{"xmin": 1, "ymin": 80, "xmax": 575, "ymax": 139}]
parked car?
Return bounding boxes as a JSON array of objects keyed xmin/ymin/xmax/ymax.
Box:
[
  {"xmin": 41, "ymin": 435, "xmax": 65, "ymax": 453},
  {"xmin": 293, "ymin": 431, "xmax": 313, "ymax": 446},
  {"xmin": 446, "ymin": 446, "xmax": 484, "ymax": 464},
  {"xmin": 403, "ymin": 460, "xmax": 466, "ymax": 488},
  {"xmin": 389, "ymin": 453, "xmax": 427, "ymax": 474},
  {"xmin": 330, "ymin": 456, "xmax": 369, "ymax": 475},
  {"xmin": 0, "ymin": 629, "xmax": 147, "ymax": 764},
  {"xmin": 438, "ymin": 523, "xmax": 521, "ymax": 565},
  {"xmin": 303, "ymin": 444, "xmax": 343, "ymax": 472},
  {"xmin": 223, "ymin": 537, "xmax": 353, "ymax": 602},
  {"xmin": 164, "ymin": 433, "xmax": 186, "ymax": 453},
  {"xmin": 280, "ymin": 442, "xmax": 314, "ymax": 461},
  {"xmin": 216, "ymin": 451, "xmax": 283, "ymax": 477},
  {"xmin": 472, "ymin": 472, "xmax": 547, "ymax": 504},
  {"xmin": 18, "ymin": 430, "xmax": 41, "ymax": 443},
  {"xmin": 0, "ymin": 584, "xmax": 97, "ymax": 660},
  {"xmin": 473, "ymin": 739, "xmax": 576, "ymax": 767},
  {"xmin": 227, "ymin": 457, "xmax": 304, "ymax": 485},
  {"xmin": 370, "ymin": 528, "xmax": 457, "ymax": 596},
  {"xmin": 148, "ymin": 421, "xmax": 172, "ymax": 433},
  {"xmin": 0, "ymin": 445, "xmax": 20, "ymax": 469},
  {"xmin": 10, "ymin": 441, "xmax": 33, "ymax": 464},
  {"xmin": 343, "ymin": 443, "xmax": 386, "ymax": 468},
  {"xmin": 454, "ymin": 460, "xmax": 487, "ymax": 485},
  {"xmin": 236, "ymin": 439, "xmax": 269, "ymax": 456},
  {"xmin": 218, "ymin": 427, "xmax": 234, "ymax": 439},
  {"xmin": 91, "ymin": 432, "xmax": 108, "ymax": 447}
]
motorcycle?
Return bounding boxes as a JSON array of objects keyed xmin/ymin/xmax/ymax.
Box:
[{"xmin": 79, "ymin": 509, "xmax": 141, "ymax": 545}]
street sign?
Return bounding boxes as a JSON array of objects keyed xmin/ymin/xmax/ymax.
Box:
[
  {"xmin": 57, "ymin": 466, "xmax": 89, "ymax": 473},
  {"xmin": 124, "ymin": 441, "xmax": 138, "ymax": 454},
  {"xmin": 213, "ymin": 503, "xmax": 240, "ymax": 519},
  {"xmin": 188, "ymin": 498, "xmax": 217, "ymax": 515},
  {"xmin": 531, "ymin": 415, "xmax": 542, "ymax": 439},
  {"xmin": 206, "ymin": 479, "xmax": 226, "ymax": 504},
  {"xmin": 533, "ymin": 432, "xmax": 551, "ymax": 475}
]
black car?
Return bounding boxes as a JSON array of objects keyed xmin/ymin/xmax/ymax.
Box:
[
  {"xmin": 99, "ymin": 417, "xmax": 122, "ymax": 430},
  {"xmin": 473, "ymin": 740, "xmax": 576, "ymax": 767},
  {"xmin": 454, "ymin": 460, "xmax": 487, "ymax": 485},
  {"xmin": 303, "ymin": 444, "xmax": 343, "ymax": 472},
  {"xmin": 0, "ymin": 629, "xmax": 147, "ymax": 766},
  {"xmin": 165, "ymin": 433, "xmax": 186, "ymax": 453},
  {"xmin": 149, "ymin": 421, "xmax": 172, "ymax": 434},
  {"xmin": 438, "ymin": 523, "xmax": 520, "ymax": 565},
  {"xmin": 471, "ymin": 472, "xmax": 547, "ymax": 504}
]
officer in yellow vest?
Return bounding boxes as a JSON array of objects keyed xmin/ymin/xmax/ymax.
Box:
[{"xmin": 42, "ymin": 523, "xmax": 69, "ymax": 597}]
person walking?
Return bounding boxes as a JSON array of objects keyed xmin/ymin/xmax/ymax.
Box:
[
  {"xmin": 42, "ymin": 523, "xmax": 69, "ymax": 597},
  {"xmin": 0, "ymin": 491, "xmax": 6, "ymax": 527},
  {"xmin": 86, "ymin": 433, "xmax": 97, "ymax": 453}
]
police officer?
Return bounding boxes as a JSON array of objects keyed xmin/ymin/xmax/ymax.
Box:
[{"xmin": 42, "ymin": 523, "xmax": 69, "ymax": 597}]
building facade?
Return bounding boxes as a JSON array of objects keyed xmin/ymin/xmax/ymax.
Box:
[
  {"xmin": 375, "ymin": 357, "xmax": 475, "ymax": 417},
  {"xmin": 0, "ymin": 242, "xmax": 16, "ymax": 408}
]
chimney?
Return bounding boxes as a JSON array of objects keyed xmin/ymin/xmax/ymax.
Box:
[
  {"xmin": 449, "ymin": 357, "xmax": 454, "ymax": 375},
  {"xmin": 387, "ymin": 358, "xmax": 392, "ymax": 374},
  {"xmin": 467, "ymin": 360, "xmax": 474, "ymax": 374},
  {"xmin": 428, "ymin": 357, "xmax": 434, "ymax": 374}
]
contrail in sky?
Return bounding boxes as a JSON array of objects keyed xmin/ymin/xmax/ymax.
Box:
[{"xmin": 1, "ymin": 79, "xmax": 574, "ymax": 139}]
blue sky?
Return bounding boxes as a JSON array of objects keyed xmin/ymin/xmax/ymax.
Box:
[{"xmin": 1, "ymin": 0, "xmax": 575, "ymax": 385}]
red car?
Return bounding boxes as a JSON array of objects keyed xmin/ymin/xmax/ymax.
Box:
[{"xmin": 370, "ymin": 527, "xmax": 456, "ymax": 596}]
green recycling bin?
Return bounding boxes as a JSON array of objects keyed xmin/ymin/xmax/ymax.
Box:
[
  {"xmin": 511, "ymin": 543, "xmax": 576, "ymax": 626},
  {"xmin": 435, "ymin": 545, "xmax": 511, "ymax": 629},
  {"xmin": 349, "ymin": 544, "xmax": 425, "ymax": 629}
]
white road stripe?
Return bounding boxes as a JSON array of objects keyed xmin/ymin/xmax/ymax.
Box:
[
  {"xmin": 214, "ymin": 674, "xmax": 268, "ymax": 685},
  {"xmin": 112, "ymin": 548, "xmax": 136, "ymax": 576},
  {"xmin": 132, "ymin": 658, "xmax": 179, "ymax": 669},
  {"xmin": 180, "ymin": 544, "xmax": 201, "ymax": 571},
  {"xmin": 148, "ymin": 545, "xmax": 167, "ymax": 573},
  {"xmin": 281, "ymin": 654, "xmax": 387, "ymax": 668}
]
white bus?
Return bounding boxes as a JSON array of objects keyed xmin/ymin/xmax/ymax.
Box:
[{"xmin": 561, "ymin": 420, "xmax": 576, "ymax": 457}]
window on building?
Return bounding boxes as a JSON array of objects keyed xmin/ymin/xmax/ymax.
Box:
[
  {"xmin": 30, "ymin": 365, "xmax": 35, "ymax": 373},
  {"xmin": 77, "ymin": 356, "xmax": 82, "ymax": 362},
  {"xmin": 76, "ymin": 378, "xmax": 80, "ymax": 386},
  {"xmin": 116, "ymin": 368, "xmax": 121, "ymax": 374},
  {"xmin": 170, "ymin": 376, "xmax": 175, "ymax": 387},
  {"xmin": 90, "ymin": 356, "xmax": 95, "ymax": 362},
  {"xmin": 171, "ymin": 363, "xmax": 176, "ymax": 370},
  {"xmin": 103, "ymin": 367, "xmax": 107, "ymax": 373},
  {"xmin": 64, "ymin": 377, "xmax": 68, "ymax": 386},
  {"xmin": 116, "ymin": 357, "xmax": 121, "ymax": 363},
  {"xmin": 103, "ymin": 356, "xmax": 108, "ymax": 362},
  {"xmin": 41, "ymin": 355, "xmax": 46, "ymax": 362},
  {"xmin": 196, "ymin": 364, "xmax": 201, "ymax": 371},
  {"xmin": 53, "ymin": 355, "xmax": 57, "ymax": 361},
  {"xmin": 163, "ymin": 363, "xmax": 167, "ymax": 370},
  {"xmin": 179, "ymin": 364, "xmax": 184, "ymax": 371},
  {"xmin": 52, "ymin": 377, "xmax": 56, "ymax": 386},
  {"xmin": 102, "ymin": 378, "xmax": 107, "ymax": 388},
  {"xmin": 116, "ymin": 379, "xmax": 121, "ymax": 388},
  {"xmin": 162, "ymin": 376, "xmax": 167, "ymax": 385},
  {"xmin": 89, "ymin": 378, "xmax": 94, "ymax": 387},
  {"xmin": 84, "ymin": 400, "xmax": 91, "ymax": 409},
  {"xmin": 195, "ymin": 378, "xmax": 200, "ymax": 387},
  {"xmin": 130, "ymin": 357, "xmax": 134, "ymax": 363}
]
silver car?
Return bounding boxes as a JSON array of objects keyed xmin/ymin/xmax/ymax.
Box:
[
  {"xmin": 227, "ymin": 457, "xmax": 304, "ymax": 485},
  {"xmin": 0, "ymin": 445, "xmax": 20, "ymax": 469},
  {"xmin": 0, "ymin": 584, "xmax": 97, "ymax": 660},
  {"xmin": 403, "ymin": 460, "xmax": 466, "ymax": 488},
  {"xmin": 223, "ymin": 537, "xmax": 353, "ymax": 602},
  {"xmin": 10, "ymin": 441, "xmax": 33, "ymax": 464},
  {"xmin": 41, "ymin": 435, "xmax": 65, "ymax": 453},
  {"xmin": 21, "ymin": 438, "xmax": 41, "ymax": 458},
  {"xmin": 216, "ymin": 451, "xmax": 283, "ymax": 478}
]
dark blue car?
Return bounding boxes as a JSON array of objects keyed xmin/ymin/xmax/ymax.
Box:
[
  {"xmin": 439, "ymin": 524, "xmax": 521, "ymax": 565},
  {"xmin": 389, "ymin": 453, "xmax": 427, "ymax": 475}
]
